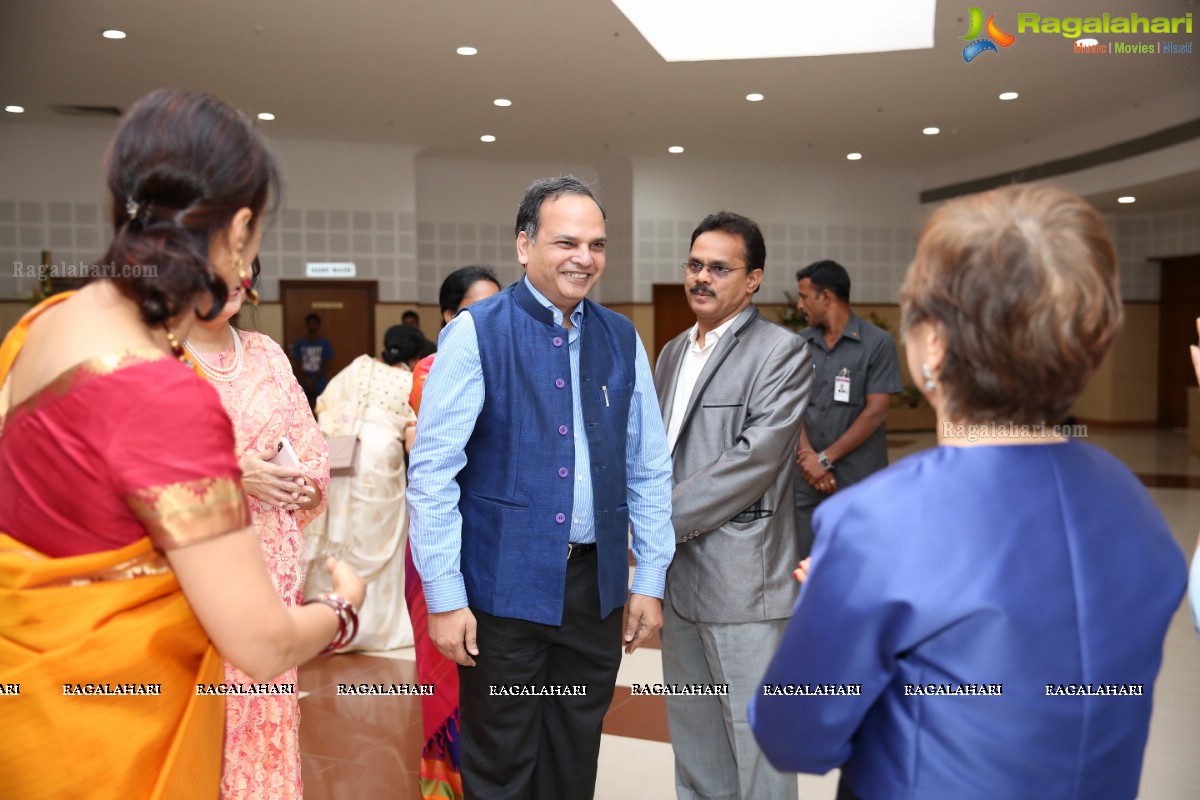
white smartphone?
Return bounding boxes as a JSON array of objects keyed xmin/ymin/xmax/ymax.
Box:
[{"xmin": 269, "ymin": 437, "xmax": 302, "ymax": 471}]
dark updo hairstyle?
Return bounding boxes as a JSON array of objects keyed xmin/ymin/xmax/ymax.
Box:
[
  {"xmin": 382, "ymin": 325, "xmax": 426, "ymax": 366},
  {"xmin": 102, "ymin": 89, "xmax": 282, "ymax": 326},
  {"xmin": 438, "ymin": 265, "xmax": 501, "ymax": 324}
]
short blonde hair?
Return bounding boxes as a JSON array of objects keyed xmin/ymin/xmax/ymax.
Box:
[{"xmin": 900, "ymin": 184, "xmax": 1123, "ymax": 425}]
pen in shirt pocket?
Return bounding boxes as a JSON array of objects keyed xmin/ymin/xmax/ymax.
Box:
[{"xmin": 601, "ymin": 385, "xmax": 610, "ymax": 407}]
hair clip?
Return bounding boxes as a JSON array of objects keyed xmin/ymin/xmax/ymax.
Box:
[{"xmin": 126, "ymin": 197, "xmax": 141, "ymax": 220}]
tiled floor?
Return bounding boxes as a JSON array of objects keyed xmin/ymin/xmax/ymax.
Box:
[{"xmin": 299, "ymin": 429, "xmax": 1200, "ymax": 799}]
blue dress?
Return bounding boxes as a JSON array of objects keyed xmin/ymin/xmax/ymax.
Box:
[{"xmin": 749, "ymin": 440, "xmax": 1186, "ymax": 800}]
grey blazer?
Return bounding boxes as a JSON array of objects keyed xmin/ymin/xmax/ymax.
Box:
[{"xmin": 655, "ymin": 305, "xmax": 812, "ymax": 623}]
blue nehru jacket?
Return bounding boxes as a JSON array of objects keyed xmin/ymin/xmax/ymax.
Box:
[
  {"xmin": 450, "ymin": 280, "xmax": 634, "ymax": 625},
  {"xmin": 408, "ymin": 277, "xmax": 674, "ymax": 625}
]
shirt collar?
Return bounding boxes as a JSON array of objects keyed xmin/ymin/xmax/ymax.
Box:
[
  {"xmin": 687, "ymin": 314, "xmax": 739, "ymax": 352},
  {"xmin": 802, "ymin": 312, "xmax": 864, "ymax": 349},
  {"xmin": 842, "ymin": 312, "xmax": 864, "ymax": 341},
  {"xmin": 523, "ymin": 275, "xmax": 584, "ymax": 329}
]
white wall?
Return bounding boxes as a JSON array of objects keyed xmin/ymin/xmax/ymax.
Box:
[
  {"xmin": 256, "ymin": 137, "xmax": 420, "ymax": 301},
  {"xmin": 632, "ymin": 158, "xmax": 924, "ymax": 304},
  {"xmin": 2, "ymin": 121, "xmax": 1194, "ymax": 306},
  {"xmin": 414, "ymin": 157, "xmax": 605, "ymax": 303},
  {"xmin": 0, "ymin": 124, "xmax": 421, "ymax": 301},
  {"xmin": 920, "ymin": 86, "xmax": 1200, "ymax": 190}
]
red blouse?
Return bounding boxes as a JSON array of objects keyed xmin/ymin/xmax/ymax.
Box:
[{"xmin": 0, "ymin": 349, "xmax": 248, "ymax": 558}]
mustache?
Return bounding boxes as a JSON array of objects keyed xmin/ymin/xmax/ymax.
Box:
[{"xmin": 689, "ymin": 285, "xmax": 715, "ymax": 298}]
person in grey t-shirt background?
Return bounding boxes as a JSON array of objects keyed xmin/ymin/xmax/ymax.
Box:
[{"xmin": 793, "ymin": 260, "xmax": 902, "ymax": 557}]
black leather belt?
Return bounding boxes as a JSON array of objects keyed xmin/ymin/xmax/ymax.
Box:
[{"xmin": 567, "ymin": 542, "xmax": 597, "ymax": 560}]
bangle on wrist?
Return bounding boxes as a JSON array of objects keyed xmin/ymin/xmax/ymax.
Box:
[{"xmin": 303, "ymin": 593, "xmax": 360, "ymax": 653}]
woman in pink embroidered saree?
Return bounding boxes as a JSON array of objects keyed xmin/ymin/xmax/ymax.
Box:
[{"xmin": 186, "ymin": 266, "xmax": 329, "ymax": 799}]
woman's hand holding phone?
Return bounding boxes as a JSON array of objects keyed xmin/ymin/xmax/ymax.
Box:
[{"xmin": 241, "ymin": 439, "xmax": 308, "ymax": 509}]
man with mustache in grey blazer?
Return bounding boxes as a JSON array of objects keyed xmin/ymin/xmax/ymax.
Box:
[{"xmin": 654, "ymin": 211, "xmax": 813, "ymax": 800}]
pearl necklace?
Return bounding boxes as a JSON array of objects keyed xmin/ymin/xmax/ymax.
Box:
[{"xmin": 184, "ymin": 324, "xmax": 244, "ymax": 383}]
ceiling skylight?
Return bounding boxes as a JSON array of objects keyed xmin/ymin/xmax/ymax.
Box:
[{"xmin": 610, "ymin": 0, "xmax": 935, "ymax": 61}]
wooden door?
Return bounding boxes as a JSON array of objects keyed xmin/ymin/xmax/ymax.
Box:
[
  {"xmin": 652, "ymin": 283, "xmax": 695, "ymax": 364},
  {"xmin": 1157, "ymin": 255, "xmax": 1200, "ymax": 428},
  {"xmin": 280, "ymin": 280, "xmax": 376, "ymax": 382}
]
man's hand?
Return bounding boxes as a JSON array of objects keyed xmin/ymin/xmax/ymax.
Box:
[
  {"xmin": 797, "ymin": 448, "xmax": 835, "ymax": 494},
  {"xmin": 428, "ymin": 607, "xmax": 479, "ymax": 666},
  {"xmin": 623, "ymin": 594, "xmax": 663, "ymax": 655},
  {"xmin": 796, "ymin": 447, "xmax": 824, "ymax": 481}
]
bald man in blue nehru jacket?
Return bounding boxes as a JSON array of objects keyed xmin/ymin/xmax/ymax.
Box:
[
  {"xmin": 407, "ymin": 175, "xmax": 675, "ymax": 800},
  {"xmin": 655, "ymin": 211, "xmax": 812, "ymax": 800}
]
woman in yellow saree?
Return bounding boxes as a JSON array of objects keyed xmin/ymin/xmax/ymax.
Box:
[{"xmin": 0, "ymin": 89, "xmax": 364, "ymax": 799}]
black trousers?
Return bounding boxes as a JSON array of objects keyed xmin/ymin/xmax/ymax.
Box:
[{"xmin": 458, "ymin": 550, "xmax": 623, "ymax": 800}]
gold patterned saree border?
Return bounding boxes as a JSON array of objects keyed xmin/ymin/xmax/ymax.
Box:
[
  {"xmin": 125, "ymin": 476, "xmax": 249, "ymax": 550},
  {"xmin": 54, "ymin": 548, "xmax": 174, "ymax": 587}
]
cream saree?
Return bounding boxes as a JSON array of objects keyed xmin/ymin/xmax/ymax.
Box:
[{"xmin": 307, "ymin": 355, "xmax": 415, "ymax": 651}]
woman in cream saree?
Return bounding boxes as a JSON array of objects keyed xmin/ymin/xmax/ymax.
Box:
[{"xmin": 306, "ymin": 326, "xmax": 424, "ymax": 651}]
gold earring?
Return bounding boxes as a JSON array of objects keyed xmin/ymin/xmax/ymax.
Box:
[
  {"xmin": 237, "ymin": 256, "xmax": 260, "ymax": 305},
  {"xmin": 164, "ymin": 328, "xmax": 185, "ymax": 360}
]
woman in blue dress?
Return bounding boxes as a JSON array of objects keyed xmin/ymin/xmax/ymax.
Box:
[{"xmin": 750, "ymin": 184, "xmax": 1186, "ymax": 800}]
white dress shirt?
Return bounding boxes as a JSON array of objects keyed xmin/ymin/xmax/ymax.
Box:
[{"xmin": 666, "ymin": 316, "xmax": 738, "ymax": 451}]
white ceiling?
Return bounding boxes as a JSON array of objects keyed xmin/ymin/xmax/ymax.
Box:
[{"xmin": 1, "ymin": 0, "xmax": 1197, "ymax": 209}]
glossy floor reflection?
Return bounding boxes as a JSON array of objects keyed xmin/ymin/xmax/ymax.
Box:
[{"xmin": 300, "ymin": 428, "xmax": 1200, "ymax": 799}]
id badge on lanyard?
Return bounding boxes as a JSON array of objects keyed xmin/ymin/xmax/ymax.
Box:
[{"xmin": 834, "ymin": 368, "xmax": 851, "ymax": 403}]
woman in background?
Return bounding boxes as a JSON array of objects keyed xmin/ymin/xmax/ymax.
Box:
[
  {"xmin": 0, "ymin": 89, "xmax": 363, "ymax": 799},
  {"xmin": 406, "ymin": 265, "xmax": 501, "ymax": 800},
  {"xmin": 185, "ymin": 256, "xmax": 329, "ymax": 798},
  {"xmin": 307, "ymin": 324, "xmax": 425, "ymax": 651},
  {"xmin": 750, "ymin": 184, "xmax": 1186, "ymax": 800}
]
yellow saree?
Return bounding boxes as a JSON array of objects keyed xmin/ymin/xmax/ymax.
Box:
[{"xmin": 0, "ymin": 295, "xmax": 229, "ymax": 798}]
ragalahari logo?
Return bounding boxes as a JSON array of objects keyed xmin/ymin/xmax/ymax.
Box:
[{"xmin": 961, "ymin": 7, "xmax": 1016, "ymax": 61}]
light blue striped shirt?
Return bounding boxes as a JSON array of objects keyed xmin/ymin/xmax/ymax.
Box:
[{"xmin": 407, "ymin": 278, "xmax": 675, "ymax": 614}]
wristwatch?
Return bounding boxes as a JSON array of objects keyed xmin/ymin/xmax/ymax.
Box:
[{"xmin": 817, "ymin": 451, "xmax": 833, "ymax": 471}]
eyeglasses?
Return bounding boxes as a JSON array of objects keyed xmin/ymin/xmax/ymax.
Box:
[{"xmin": 681, "ymin": 261, "xmax": 748, "ymax": 279}]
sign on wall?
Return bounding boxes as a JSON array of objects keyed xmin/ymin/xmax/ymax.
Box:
[{"xmin": 306, "ymin": 262, "xmax": 357, "ymax": 278}]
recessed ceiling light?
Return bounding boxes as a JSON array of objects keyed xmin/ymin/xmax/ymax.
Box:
[
  {"xmin": 493, "ymin": 98, "xmax": 512, "ymax": 107},
  {"xmin": 998, "ymin": 91, "xmax": 1019, "ymax": 101},
  {"xmin": 668, "ymin": 145, "xmax": 685, "ymax": 154},
  {"xmin": 923, "ymin": 126, "xmax": 940, "ymax": 135},
  {"xmin": 457, "ymin": 46, "xmax": 478, "ymax": 56},
  {"xmin": 5, "ymin": 105, "xmax": 24, "ymax": 114},
  {"xmin": 257, "ymin": 112, "xmax": 275, "ymax": 121},
  {"xmin": 480, "ymin": 134, "xmax": 496, "ymax": 143},
  {"xmin": 746, "ymin": 93, "xmax": 764, "ymax": 102},
  {"xmin": 1117, "ymin": 196, "xmax": 1136, "ymax": 204},
  {"xmin": 101, "ymin": 29, "xmax": 126, "ymax": 40},
  {"xmin": 846, "ymin": 152, "xmax": 863, "ymax": 160}
]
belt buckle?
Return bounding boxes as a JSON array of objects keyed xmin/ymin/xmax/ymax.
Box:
[{"xmin": 567, "ymin": 542, "xmax": 589, "ymax": 560}]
